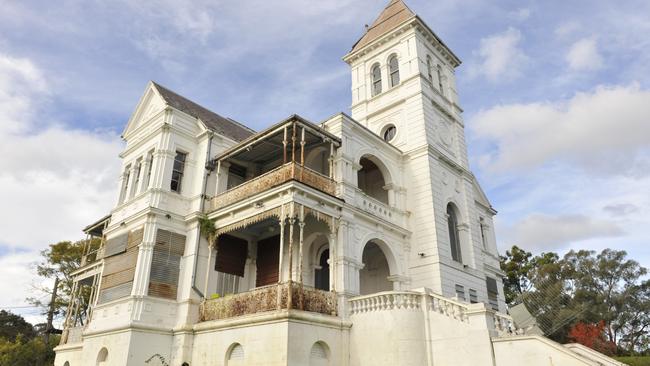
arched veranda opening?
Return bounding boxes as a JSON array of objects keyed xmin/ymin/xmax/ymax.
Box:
[
  {"xmin": 359, "ymin": 240, "xmax": 393, "ymax": 295},
  {"xmin": 357, "ymin": 156, "xmax": 389, "ymax": 204}
]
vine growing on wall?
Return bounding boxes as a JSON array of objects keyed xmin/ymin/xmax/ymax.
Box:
[{"xmin": 198, "ymin": 214, "xmax": 217, "ymax": 246}]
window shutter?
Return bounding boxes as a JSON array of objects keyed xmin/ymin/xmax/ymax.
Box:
[
  {"xmin": 486, "ymin": 277, "xmax": 498, "ymax": 294},
  {"xmin": 148, "ymin": 229, "xmax": 186, "ymax": 299},
  {"xmin": 215, "ymin": 234, "xmax": 248, "ymax": 277},
  {"xmin": 104, "ymin": 233, "xmax": 128, "ymax": 257}
]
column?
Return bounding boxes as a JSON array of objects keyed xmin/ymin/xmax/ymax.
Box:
[
  {"xmin": 276, "ymin": 205, "xmax": 286, "ymax": 309},
  {"xmin": 298, "ymin": 205, "xmax": 305, "ymax": 309},
  {"xmin": 131, "ymin": 216, "xmax": 158, "ymax": 297},
  {"xmin": 286, "ymin": 213, "xmax": 295, "ymax": 309}
]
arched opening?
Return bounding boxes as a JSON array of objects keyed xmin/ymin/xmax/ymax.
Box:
[
  {"xmin": 371, "ymin": 63, "xmax": 382, "ymax": 96},
  {"xmin": 310, "ymin": 341, "xmax": 330, "ymax": 366},
  {"xmin": 226, "ymin": 343, "xmax": 244, "ymax": 366},
  {"xmin": 63, "ymin": 362, "xmax": 70, "ymax": 366},
  {"xmin": 359, "ymin": 241, "xmax": 392, "ymax": 295},
  {"xmin": 357, "ymin": 157, "xmax": 388, "ymax": 204},
  {"xmin": 388, "ymin": 55, "xmax": 400, "ymax": 87},
  {"xmin": 426, "ymin": 56, "xmax": 433, "ymax": 84},
  {"xmin": 447, "ymin": 203, "xmax": 462, "ymax": 263},
  {"xmin": 314, "ymin": 249, "xmax": 330, "ymax": 291},
  {"xmin": 96, "ymin": 347, "xmax": 108, "ymax": 366}
]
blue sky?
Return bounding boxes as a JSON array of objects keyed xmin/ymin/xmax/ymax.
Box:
[{"xmin": 1, "ymin": 0, "xmax": 649, "ymax": 323}]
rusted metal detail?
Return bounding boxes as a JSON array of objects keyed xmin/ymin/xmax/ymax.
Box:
[
  {"xmin": 211, "ymin": 162, "xmax": 336, "ymax": 210},
  {"xmin": 215, "ymin": 206, "xmax": 283, "ymax": 237},
  {"xmin": 199, "ymin": 282, "xmax": 337, "ymax": 322}
]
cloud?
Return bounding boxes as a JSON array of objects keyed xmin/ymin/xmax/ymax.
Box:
[
  {"xmin": 0, "ymin": 250, "xmax": 49, "ymax": 325},
  {"xmin": 471, "ymin": 84, "xmax": 650, "ymax": 175},
  {"xmin": 0, "ymin": 53, "xmax": 122, "ymax": 250},
  {"xmin": 566, "ymin": 38, "xmax": 604, "ymax": 71},
  {"xmin": 500, "ymin": 213, "xmax": 624, "ymax": 252},
  {"xmin": 508, "ymin": 8, "xmax": 531, "ymax": 22},
  {"xmin": 469, "ymin": 27, "xmax": 528, "ymax": 82},
  {"xmin": 602, "ymin": 203, "xmax": 639, "ymax": 216}
]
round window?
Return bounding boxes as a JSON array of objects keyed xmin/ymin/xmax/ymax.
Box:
[{"xmin": 382, "ymin": 125, "xmax": 396, "ymax": 142}]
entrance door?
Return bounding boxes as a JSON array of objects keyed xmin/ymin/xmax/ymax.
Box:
[{"xmin": 256, "ymin": 235, "xmax": 280, "ymax": 287}]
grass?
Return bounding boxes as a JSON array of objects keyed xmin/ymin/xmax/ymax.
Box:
[{"xmin": 614, "ymin": 356, "xmax": 650, "ymax": 366}]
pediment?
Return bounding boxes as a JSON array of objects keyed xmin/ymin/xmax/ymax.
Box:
[{"xmin": 121, "ymin": 82, "xmax": 167, "ymax": 139}]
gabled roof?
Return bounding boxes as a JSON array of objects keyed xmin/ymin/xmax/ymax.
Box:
[
  {"xmin": 151, "ymin": 82, "xmax": 255, "ymax": 142},
  {"xmin": 351, "ymin": 0, "xmax": 415, "ymax": 53}
]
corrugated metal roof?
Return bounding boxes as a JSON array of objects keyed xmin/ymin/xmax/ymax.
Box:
[
  {"xmin": 351, "ymin": 0, "xmax": 415, "ymax": 52},
  {"xmin": 151, "ymin": 82, "xmax": 255, "ymax": 142}
]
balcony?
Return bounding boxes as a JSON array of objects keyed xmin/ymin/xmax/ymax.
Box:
[
  {"xmin": 199, "ymin": 282, "xmax": 337, "ymax": 322},
  {"xmin": 211, "ymin": 162, "xmax": 335, "ymax": 210}
]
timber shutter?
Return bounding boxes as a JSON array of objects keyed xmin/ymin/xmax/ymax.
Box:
[
  {"xmin": 215, "ymin": 234, "xmax": 248, "ymax": 277},
  {"xmin": 148, "ymin": 229, "xmax": 186, "ymax": 299},
  {"xmin": 97, "ymin": 228, "xmax": 144, "ymax": 303},
  {"xmin": 256, "ymin": 235, "xmax": 280, "ymax": 287},
  {"xmin": 104, "ymin": 233, "xmax": 128, "ymax": 257}
]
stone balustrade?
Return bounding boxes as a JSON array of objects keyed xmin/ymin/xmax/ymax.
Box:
[
  {"xmin": 211, "ymin": 163, "xmax": 336, "ymax": 210},
  {"xmin": 348, "ymin": 291, "xmax": 422, "ymax": 314},
  {"xmin": 349, "ymin": 291, "xmax": 524, "ymax": 335},
  {"xmin": 493, "ymin": 312, "xmax": 518, "ymax": 336},
  {"xmin": 426, "ymin": 292, "xmax": 469, "ymax": 322},
  {"xmin": 199, "ymin": 282, "xmax": 337, "ymax": 322}
]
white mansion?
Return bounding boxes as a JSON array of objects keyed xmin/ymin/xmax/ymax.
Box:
[{"xmin": 54, "ymin": 1, "xmax": 625, "ymax": 365}]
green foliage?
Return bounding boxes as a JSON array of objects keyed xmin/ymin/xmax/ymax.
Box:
[
  {"xmin": 500, "ymin": 246, "xmax": 650, "ymax": 354},
  {"xmin": 0, "ymin": 310, "xmax": 36, "ymax": 342},
  {"xmin": 614, "ymin": 356, "xmax": 650, "ymax": 366},
  {"xmin": 0, "ymin": 334, "xmax": 59, "ymax": 366},
  {"xmin": 26, "ymin": 238, "xmax": 100, "ymax": 320},
  {"xmin": 198, "ymin": 215, "xmax": 217, "ymax": 245},
  {"xmin": 210, "ymin": 293, "xmax": 221, "ymax": 299}
]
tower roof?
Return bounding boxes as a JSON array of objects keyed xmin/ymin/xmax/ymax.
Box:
[{"xmin": 350, "ymin": 0, "xmax": 416, "ymax": 53}]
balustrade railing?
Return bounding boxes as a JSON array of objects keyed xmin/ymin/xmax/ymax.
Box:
[
  {"xmin": 493, "ymin": 312, "xmax": 518, "ymax": 336},
  {"xmin": 349, "ymin": 291, "xmax": 524, "ymax": 335},
  {"xmin": 211, "ymin": 163, "xmax": 336, "ymax": 210},
  {"xmin": 199, "ymin": 282, "xmax": 337, "ymax": 322},
  {"xmin": 348, "ymin": 291, "xmax": 421, "ymax": 314}
]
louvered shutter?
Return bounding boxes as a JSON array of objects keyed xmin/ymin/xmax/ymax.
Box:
[{"xmin": 215, "ymin": 234, "xmax": 248, "ymax": 277}]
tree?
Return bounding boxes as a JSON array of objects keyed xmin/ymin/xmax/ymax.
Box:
[
  {"xmin": 500, "ymin": 246, "xmax": 650, "ymax": 354},
  {"xmin": 568, "ymin": 321, "xmax": 616, "ymax": 356},
  {"xmin": 27, "ymin": 238, "xmax": 100, "ymax": 322},
  {"xmin": 0, "ymin": 310, "xmax": 36, "ymax": 342}
]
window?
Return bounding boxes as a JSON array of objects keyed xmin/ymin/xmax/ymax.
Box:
[
  {"xmin": 426, "ymin": 56, "xmax": 433, "ymax": 84},
  {"xmin": 486, "ymin": 277, "xmax": 499, "ymax": 311},
  {"xmin": 371, "ymin": 63, "xmax": 382, "ymax": 96},
  {"xmin": 447, "ymin": 203, "xmax": 462, "ymax": 263},
  {"xmin": 455, "ymin": 284, "xmax": 465, "ymax": 301},
  {"xmin": 131, "ymin": 159, "xmax": 142, "ymax": 196},
  {"xmin": 314, "ymin": 249, "xmax": 330, "ymax": 291},
  {"xmin": 437, "ymin": 65, "xmax": 444, "ymax": 95},
  {"xmin": 119, "ymin": 165, "xmax": 131, "ymax": 203},
  {"xmin": 96, "ymin": 347, "xmax": 108, "ymax": 366},
  {"xmin": 388, "ymin": 55, "xmax": 400, "ymax": 87},
  {"xmin": 382, "ymin": 125, "xmax": 396, "ymax": 142},
  {"xmin": 144, "ymin": 150, "xmax": 154, "ymax": 189},
  {"xmin": 227, "ymin": 163, "xmax": 247, "ymax": 189},
  {"xmin": 479, "ymin": 217, "xmax": 488, "ymax": 249},
  {"xmin": 170, "ymin": 151, "xmax": 187, "ymax": 193},
  {"xmin": 469, "ymin": 288, "xmax": 478, "ymax": 303}
]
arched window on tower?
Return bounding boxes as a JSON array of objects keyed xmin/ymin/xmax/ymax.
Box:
[
  {"xmin": 371, "ymin": 63, "xmax": 382, "ymax": 96},
  {"xmin": 388, "ymin": 55, "xmax": 400, "ymax": 87},
  {"xmin": 426, "ymin": 56, "xmax": 433, "ymax": 84},
  {"xmin": 437, "ymin": 65, "xmax": 445, "ymax": 95},
  {"xmin": 447, "ymin": 203, "xmax": 462, "ymax": 263}
]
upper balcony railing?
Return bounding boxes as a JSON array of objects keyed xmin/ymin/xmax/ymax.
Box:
[
  {"xmin": 199, "ymin": 282, "xmax": 337, "ymax": 322},
  {"xmin": 211, "ymin": 162, "xmax": 336, "ymax": 210}
]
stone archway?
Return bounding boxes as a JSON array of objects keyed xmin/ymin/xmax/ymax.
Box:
[{"xmin": 359, "ymin": 241, "xmax": 393, "ymax": 295}]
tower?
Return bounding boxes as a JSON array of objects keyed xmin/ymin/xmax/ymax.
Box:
[{"xmin": 343, "ymin": 0, "xmax": 504, "ymax": 309}]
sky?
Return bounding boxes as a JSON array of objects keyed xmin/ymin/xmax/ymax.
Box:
[{"xmin": 1, "ymin": 0, "xmax": 649, "ymax": 324}]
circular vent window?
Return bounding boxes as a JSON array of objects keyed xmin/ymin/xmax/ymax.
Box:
[{"xmin": 382, "ymin": 125, "xmax": 396, "ymax": 142}]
